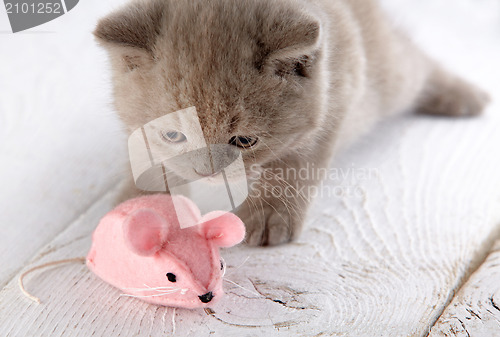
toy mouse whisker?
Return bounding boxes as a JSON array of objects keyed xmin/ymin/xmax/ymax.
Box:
[
  {"xmin": 122, "ymin": 285, "xmax": 178, "ymax": 291},
  {"xmin": 220, "ymin": 257, "xmax": 227, "ymax": 278},
  {"xmin": 120, "ymin": 289, "xmax": 180, "ymax": 298},
  {"xmin": 224, "ymin": 278, "xmax": 262, "ymax": 297},
  {"xmin": 144, "ymin": 283, "xmax": 184, "ymax": 291},
  {"xmin": 143, "ymin": 283, "xmax": 189, "ymax": 294},
  {"xmin": 86, "ymin": 194, "xmax": 246, "ymax": 307}
]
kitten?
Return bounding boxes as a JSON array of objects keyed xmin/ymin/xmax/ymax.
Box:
[{"xmin": 95, "ymin": 0, "xmax": 490, "ymax": 246}]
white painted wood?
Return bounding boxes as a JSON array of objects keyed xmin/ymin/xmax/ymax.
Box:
[
  {"xmin": 429, "ymin": 240, "xmax": 500, "ymax": 337},
  {"xmin": 0, "ymin": 0, "xmax": 127, "ymax": 287},
  {"xmin": 1, "ymin": 107, "xmax": 500, "ymax": 336},
  {"xmin": 1, "ymin": 0, "xmax": 500, "ymax": 336}
]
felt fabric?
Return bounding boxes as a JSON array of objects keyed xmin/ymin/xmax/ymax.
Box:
[{"xmin": 86, "ymin": 194, "xmax": 245, "ymax": 308}]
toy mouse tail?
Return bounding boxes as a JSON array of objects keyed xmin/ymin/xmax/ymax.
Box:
[{"xmin": 18, "ymin": 257, "xmax": 87, "ymax": 304}]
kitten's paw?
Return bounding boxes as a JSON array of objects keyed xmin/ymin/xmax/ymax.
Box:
[
  {"xmin": 419, "ymin": 70, "xmax": 490, "ymax": 117},
  {"xmin": 236, "ymin": 201, "xmax": 300, "ymax": 246},
  {"xmin": 246, "ymin": 211, "xmax": 293, "ymax": 247}
]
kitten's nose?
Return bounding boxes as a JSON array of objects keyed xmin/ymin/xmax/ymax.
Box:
[
  {"xmin": 194, "ymin": 168, "xmax": 221, "ymax": 177},
  {"xmin": 198, "ymin": 291, "xmax": 214, "ymax": 303}
]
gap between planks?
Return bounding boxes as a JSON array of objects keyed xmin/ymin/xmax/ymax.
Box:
[{"xmin": 426, "ymin": 223, "xmax": 500, "ymax": 336}]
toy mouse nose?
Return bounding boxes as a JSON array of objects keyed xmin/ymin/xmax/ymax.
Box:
[{"xmin": 198, "ymin": 291, "xmax": 214, "ymax": 303}]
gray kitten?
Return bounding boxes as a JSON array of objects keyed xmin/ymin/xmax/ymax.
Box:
[{"xmin": 95, "ymin": 0, "xmax": 489, "ymax": 246}]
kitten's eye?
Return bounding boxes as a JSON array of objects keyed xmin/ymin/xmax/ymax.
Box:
[
  {"xmin": 293, "ymin": 61, "xmax": 307, "ymax": 77},
  {"xmin": 166, "ymin": 273, "xmax": 177, "ymax": 282},
  {"xmin": 229, "ymin": 136, "xmax": 258, "ymax": 149},
  {"xmin": 274, "ymin": 57, "xmax": 309, "ymax": 78},
  {"xmin": 160, "ymin": 130, "xmax": 187, "ymax": 143}
]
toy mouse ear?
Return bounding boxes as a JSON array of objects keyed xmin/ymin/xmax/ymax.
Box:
[
  {"xmin": 123, "ymin": 209, "xmax": 168, "ymax": 256},
  {"xmin": 198, "ymin": 211, "xmax": 245, "ymax": 247}
]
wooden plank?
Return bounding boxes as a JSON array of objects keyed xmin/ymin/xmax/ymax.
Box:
[
  {"xmin": 429, "ymin": 240, "xmax": 500, "ymax": 336},
  {"xmin": 0, "ymin": 0, "xmax": 127, "ymax": 287},
  {"xmin": 1, "ymin": 108, "xmax": 500, "ymax": 336},
  {"xmin": 1, "ymin": 0, "xmax": 500, "ymax": 336}
]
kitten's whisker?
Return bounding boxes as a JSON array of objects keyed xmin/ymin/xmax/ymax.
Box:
[
  {"xmin": 260, "ymin": 172, "xmax": 308, "ymax": 206},
  {"xmin": 248, "ymin": 131, "xmax": 302, "ymax": 211},
  {"xmin": 243, "ymin": 147, "xmax": 266, "ymax": 223},
  {"xmin": 262, "ymin": 170, "xmax": 310, "ymax": 204},
  {"xmin": 260, "ymin": 131, "xmax": 287, "ymax": 146},
  {"xmin": 258, "ymin": 138, "xmax": 286, "ymax": 165},
  {"xmin": 258, "ymin": 188, "xmax": 293, "ymax": 227},
  {"xmin": 259, "ymin": 183, "xmax": 300, "ymax": 224}
]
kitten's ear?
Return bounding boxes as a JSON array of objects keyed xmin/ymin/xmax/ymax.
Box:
[
  {"xmin": 93, "ymin": 0, "xmax": 164, "ymax": 70},
  {"xmin": 267, "ymin": 15, "xmax": 321, "ymax": 58},
  {"xmin": 258, "ymin": 12, "xmax": 322, "ymax": 77}
]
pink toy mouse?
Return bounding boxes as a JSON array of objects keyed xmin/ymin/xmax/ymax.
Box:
[{"xmin": 86, "ymin": 194, "xmax": 245, "ymax": 309}]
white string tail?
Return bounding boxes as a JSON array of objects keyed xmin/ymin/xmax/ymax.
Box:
[{"xmin": 18, "ymin": 257, "xmax": 86, "ymax": 304}]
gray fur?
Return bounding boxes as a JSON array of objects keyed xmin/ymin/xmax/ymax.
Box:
[{"xmin": 95, "ymin": 0, "xmax": 489, "ymax": 246}]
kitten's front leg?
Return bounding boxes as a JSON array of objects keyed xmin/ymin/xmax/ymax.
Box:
[{"xmin": 237, "ymin": 155, "xmax": 318, "ymax": 246}]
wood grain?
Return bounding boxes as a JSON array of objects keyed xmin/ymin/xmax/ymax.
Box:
[
  {"xmin": 0, "ymin": 0, "xmax": 127, "ymax": 288},
  {"xmin": 429, "ymin": 240, "xmax": 500, "ymax": 337},
  {"xmin": 1, "ymin": 0, "xmax": 500, "ymax": 336},
  {"xmin": 1, "ymin": 111, "xmax": 500, "ymax": 336}
]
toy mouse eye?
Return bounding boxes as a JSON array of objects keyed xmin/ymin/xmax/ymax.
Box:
[
  {"xmin": 166, "ymin": 273, "xmax": 177, "ymax": 282},
  {"xmin": 220, "ymin": 260, "xmax": 224, "ymax": 271}
]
